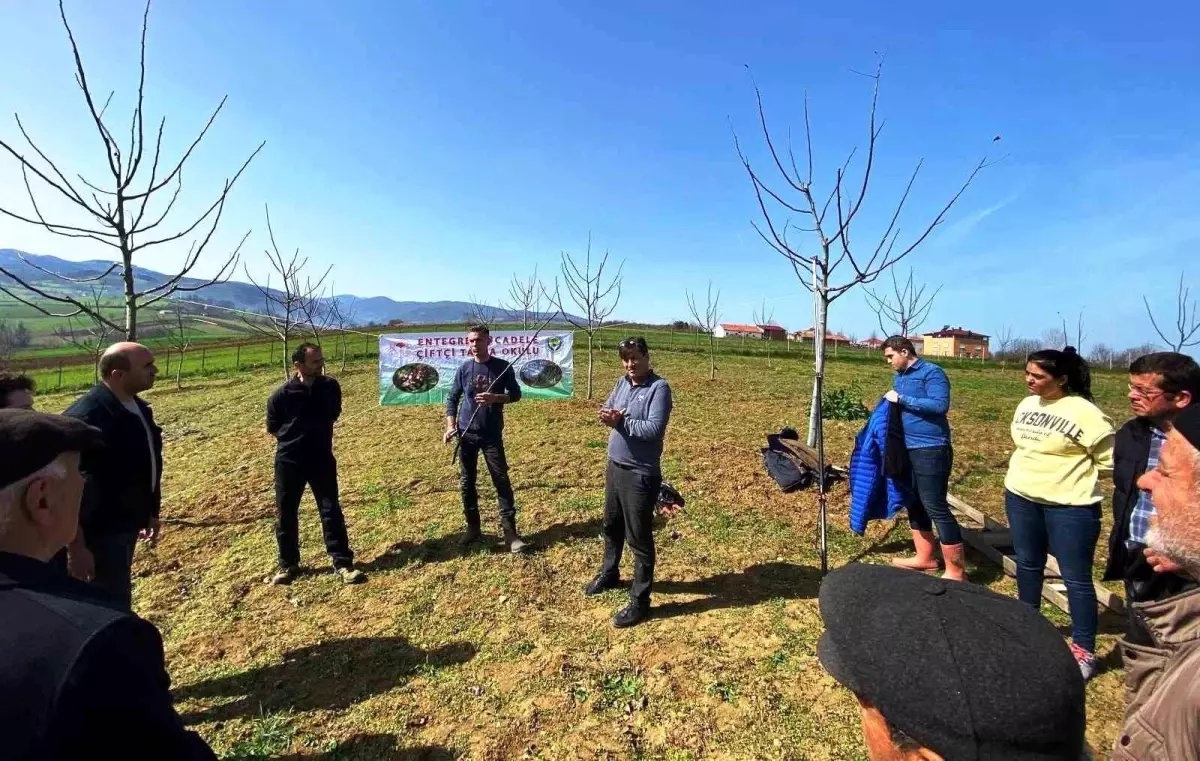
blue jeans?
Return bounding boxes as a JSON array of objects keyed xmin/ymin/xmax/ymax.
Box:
[
  {"xmin": 1004, "ymin": 490, "xmax": 1101, "ymax": 653},
  {"xmin": 906, "ymin": 446, "xmax": 962, "ymax": 545}
]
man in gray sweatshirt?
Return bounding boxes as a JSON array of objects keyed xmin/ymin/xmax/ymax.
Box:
[{"xmin": 585, "ymin": 337, "xmax": 672, "ymax": 628}]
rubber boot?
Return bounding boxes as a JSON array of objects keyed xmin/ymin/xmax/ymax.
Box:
[
  {"xmin": 500, "ymin": 517, "xmax": 528, "ymax": 554},
  {"xmin": 940, "ymin": 543, "xmax": 968, "ymax": 582},
  {"xmin": 891, "ymin": 530, "xmax": 940, "ymax": 571},
  {"xmin": 459, "ymin": 513, "xmax": 482, "ymax": 548}
]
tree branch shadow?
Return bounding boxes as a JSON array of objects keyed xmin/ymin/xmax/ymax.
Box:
[
  {"xmin": 175, "ymin": 637, "xmax": 475, "ymax": 725},
  {"xmin": 227, "ymin": 734, "xmax": 458, "ymax": 760}
]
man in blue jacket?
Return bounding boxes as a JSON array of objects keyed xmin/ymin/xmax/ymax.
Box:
[{"xmin": 881, "ymin": 336, "xmax": 966, "ymax": 580}]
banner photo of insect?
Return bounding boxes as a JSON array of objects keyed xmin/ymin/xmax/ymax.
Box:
[{"xmin": 378, "ymin": 331, "xmax": 575, "ymax": 405}]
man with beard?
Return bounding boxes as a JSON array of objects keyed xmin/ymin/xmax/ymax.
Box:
[{"xmin": 1113, "ymin": 403, "xmax": 1200, "ymax": 759}]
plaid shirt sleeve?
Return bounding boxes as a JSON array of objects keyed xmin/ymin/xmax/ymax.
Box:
[{"xmin": 1127, "ymin": 428, "xmax": 1167, "ymax": 547}]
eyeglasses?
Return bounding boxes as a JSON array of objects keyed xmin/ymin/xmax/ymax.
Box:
[{"xmin": 1128, "ymin": 383, "xmax": 1168, "ymax": 399}]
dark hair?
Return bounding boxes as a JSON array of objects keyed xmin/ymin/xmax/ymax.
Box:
[
  {"xmin": 1028, "ymin": 347, "xmax": 1093, "ymax": 401},
  {"xmin": 0, "ymin": 373, "xmax": 34, "ymax": 406},
  {"xmin": 881, "ymin": 336, "xmax": 916, "ymax": 356},
  {"xmin": 466, "ymin": 324, "xmax": 490, "ymax": 336},
  {"xmin": 1129, "ymin": 352, "xmax": 1200, "ymax": 399},
  {"xmin": 618, "ymin": 336, "xmax": 649, "ymax": 359},
  {"xmin": 98, "ymin": 351, "xmax": 131, "ymax": 379},
  {"xmin": 291, "ymin": 342, "xmax": 321, "ymax": 365}
]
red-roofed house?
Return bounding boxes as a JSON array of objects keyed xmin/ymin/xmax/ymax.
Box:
[
  {"xmin": 791, "ymin": 327, "xmax": 852, "ymax": 346},
  {"xmin": 922, "ymin": 326, "xmax": 989, "ymax": 359},
  {"xmin": 860, "ymin": 337, "xmax": 885, "ymax": 349},
  {"xmin": 714, "ymin": 323, "xmax": 787, "ymax": 340}
]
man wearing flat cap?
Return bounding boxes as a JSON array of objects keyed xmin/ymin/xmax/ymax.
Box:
[
  {"xmin": 818, "ymin": 562, "xmax": 1085, "ymax": 760},
  {"xmin": 0, "ymin": 409, "xmax": 216, "ymax": 760},
  {"xmin": 1113, "ymin": 403, "xmax": 1200, "ymax": 759}
]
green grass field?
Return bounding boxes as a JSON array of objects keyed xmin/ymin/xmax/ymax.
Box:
[{"xmin": 34, "ymin": 345, "xmax": 1132, "ymax": 759}]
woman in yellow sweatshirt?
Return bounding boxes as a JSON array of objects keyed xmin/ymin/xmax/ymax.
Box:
[{"xmin": 1005, "ymin": 347, "xmax": 1114, "ymax": 682}]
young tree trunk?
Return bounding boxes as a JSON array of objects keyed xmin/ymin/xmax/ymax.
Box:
[
  {"xmin": 176, "ymin": 351, "xmax": 184, "ymax": 389},
  {"xmin": 807, "ymin": 263, "xmax": 828, "ymax": 447},
  {"xmin": 586, "ymin": 332, "xmax": 595, "ymax": 399},
  {"xmin": 708, "ymin": 335, "xmax": 716, "ymax": 380}
]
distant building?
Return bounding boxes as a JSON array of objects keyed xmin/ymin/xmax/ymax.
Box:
[
  {"xmin": 907, "ymin": 335, "xmax": 925, "ymax": 354},
  {"xmin": 860, "ymin": 337, "xmax": 885, "ymax": 349},
  {"xmin": 792, "ymin": 327, "xmax": 851, "ymax": 346},
  {"xmin": 922, "ymin": 326, "xmax": 989, "ymax": 359},
  {"xmin": 714, "ymin": 323, "xmax": 786, "ymax": 340}
]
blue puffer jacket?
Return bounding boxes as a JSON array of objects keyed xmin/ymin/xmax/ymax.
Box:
[{"xmin": 848, "ymin": 399, "xmax": 913, "ymax": 535}]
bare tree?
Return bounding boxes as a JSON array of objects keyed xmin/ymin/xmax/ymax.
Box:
[
  {"xmin": 735, "ymin": 61, "xmax": 992, "ymax": 445},
  {"xmin": 162, "ymin": 304, "xmax": 197, "ymax": 388},
  {"xmin": 1144, "ymin": 272, "xmax": 1200, "ymax": 352},
  {"xmin": 503, "ymin": 267, "xmax": 540, "ymax": 330},
  {"xmin": 994, "ymin": 325, "xmax": 1016, "ymax": 365},
  {"xmin": 53, "ymin": 286, "xmax": 115, "ymax": 380},
  {"xmin": 0, "ymin": 0, "xmax": 261, "ymax": 341},
  {"xmin": 240, "ymin": 206, "xmax": 331, "ymax": 380},
  {"xmin": 1089, "ymin": 342, "xmax": 1118, "ymax": 370},
  {"xmin": 685, "ymin": 281, "xmax": 722, "ymax": 380},
  {"xmin": 543, "ymin": 235, "xmax": 623, "ymax": 399},
  {"xmin": 753, "ymin": 297, "xmax": 777, "ymax": 367},
  {"xmin": 1059, "ymin": 309, "xmax": 1086, "ymax": 352},
  {"xmin": 1011, "ymin": 337, "xmax": 1044, "ymax": 362},
  {"xmin": 466, "ymin": 295, "xmax": 500, "ymax": 329},
  {"xmin": 864, "ymin": 267, "xmax": 941, "ymax": 338},
  {"xmin": 328, "ymin": 294, "xmax": 358, "ymax": 372}
]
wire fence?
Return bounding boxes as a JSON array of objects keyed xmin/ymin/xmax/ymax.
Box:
[{"xmin": 11, "ymin": 321, "xmax": 1042, "ymax": 396}]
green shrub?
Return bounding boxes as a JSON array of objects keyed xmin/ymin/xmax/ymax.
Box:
[{"xmin": 822, "ymin": 387, "xmax": 869, "ymax": 421}]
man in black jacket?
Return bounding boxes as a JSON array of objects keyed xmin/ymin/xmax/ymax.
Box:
[
  {"xmin": 1104, "ymin": 352, "xmax": 1200, "ymax": 644},
  {"xmin": 443, "ymin": 324, "xmax": 527, "ymax": 552},
  {"xmin": 0, "ymin": 408, "xmax": 216, "ymax": 760},
  {"xmin": 62, "ymin": 342, "xmax": 163, "ymax": 610},
  {"xmin": 267, "ymin": 343, "xmax": 365, "ymax": 585}
]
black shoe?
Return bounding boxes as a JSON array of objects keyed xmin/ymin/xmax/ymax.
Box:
[
  {"xmin": 500, "ymin": 518, "xmax": 528, "ymax": 553},
  {"xmin": 612, "ymin": 602, "xmax": 649, "ymax": 629},
  {"xmin": 583, "ymin": 574, "xmax": 621, "ymax": 596},
  {"xmin": 458, "ymin": 523, "xmax": 483, "ymax": 547}
]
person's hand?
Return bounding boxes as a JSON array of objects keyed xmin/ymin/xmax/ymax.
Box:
[
  {"xmin": 883, "ymin": 390, "xmax": 900, "ymax": 404},
  {"xmin": 443, "ymin": 428, "xmax": 458, "ymax": 445},
  {"xmin": 68, "ymin": 545, "xmax": 95, "ymax": 582},
  {"xmin": 474, "ymin": 392, "xmax": 507, "ymax": 405},
  {"xmin": 599, "ymin": 408, "xmax": 624, "ymax": 427},
  {"xmin": 139, "ymin": 517, "xmax": 162, "ymax": 545},
  {"xmin": 1145, "ymin": 547, "xmax": 1188, "ymax": 576}
]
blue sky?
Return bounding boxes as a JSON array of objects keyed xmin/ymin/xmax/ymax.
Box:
[{"xmin": 1, "ymin": 1, "xmax": 1197, "ymax": 350}]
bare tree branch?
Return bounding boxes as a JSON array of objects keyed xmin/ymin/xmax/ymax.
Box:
[
  {"xmin": 686, "ymin": 281, "xmax": 722, "ymax": 380},
  {"xmin": 736, "ymin": 57, "xmax": 993, "ymax": 444},
  {"xmin": 864, "ymin": 267, "xmax": 941, "ymax": 337},
  {"xmin": 0, "ymin": 0, "xmax": 262, "ymax": 341},
  {"xmin": 541, "ymin": 234, "xmax": 623, "ymax": 399},
  {"xmin": 239, "ymin": 206, "xmax": 329, "ymax": 379},
  {"xmin": 502, "ymin": 267, "xmax": 540, "ymax": 330},
  {"xmin": 1144, "ymin": 272, "xmax": 1200, "ymax": 352}
]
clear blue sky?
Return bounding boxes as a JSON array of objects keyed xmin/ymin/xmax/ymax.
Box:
[{"xmin": 1, "ymin": 1, "xmax": 1198, "ymax": 351}]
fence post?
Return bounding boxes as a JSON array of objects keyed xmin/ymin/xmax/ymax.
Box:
[
  {"xmin": 57, "ymin": 362, "xmax": 63, "ymax": 390},
  {"xmin": 201, "ymin": 347, "xmax": 207, "ymax": 371},
  {"xmin": 165, "ymin": 348, "xmax": 172, "ymax": 373},
  {"xmin": 236, "ymin": 343, "xmax": 241, "ymax": 369}
]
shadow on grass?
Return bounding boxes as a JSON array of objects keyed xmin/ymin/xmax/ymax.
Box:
[
  {"xmin": 363, "ymin": 517, "xmax": 606, "ymax": 571},
  {"xmin": 228, "ymin": 735, "xmax": 457, "ymax": 760},
  {"xmin": 653, "ymin": 561, "xmax": 822, "ymax": 619},
  {"xmin": 175, "ymin": 637, "xmax": 476, "ymax": 725}
]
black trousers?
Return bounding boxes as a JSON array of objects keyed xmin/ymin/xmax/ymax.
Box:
[
  {"xmin": 600, "ymin": 460, "xmax": 661, "ymax": 606},
  {"xmin": 274, "ymin": 456, "xmax": 353, "ymax": 570},
  {"xmin": 458, "ymin": 434, "xmax": 516, "ymax": 523},
  {"xmin": 50, "ymin": 530, "xmax": 139, "ymax": 610}
]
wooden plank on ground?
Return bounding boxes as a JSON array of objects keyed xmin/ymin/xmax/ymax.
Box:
[{"xmin": 949, "ymin": 493, "xmax": 1125, "ymax": 615}]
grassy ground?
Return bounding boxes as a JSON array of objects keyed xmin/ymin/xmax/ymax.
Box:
[{"xmin": 35, "ymin": 346, "xmax": 1131, "ymax": 759}]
